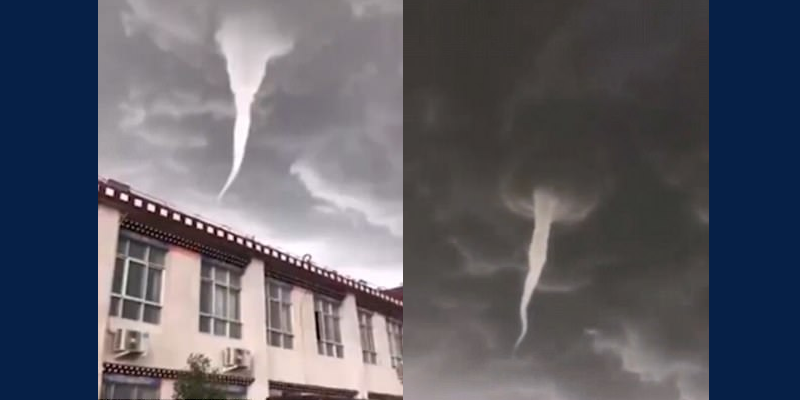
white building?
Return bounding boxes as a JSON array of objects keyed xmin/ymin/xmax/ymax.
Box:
[{"xmin": 98, "ymin": 178, "xmax": 403, "ymax": 400}]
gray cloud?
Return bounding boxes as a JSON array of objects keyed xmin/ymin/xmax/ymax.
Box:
[
  {"xmin": 98, "ymin": 0, "xmax": 402, "ymax": 287},
  {"xmin": 404, "ymin": 0, "xmax": 707, "ymax": 399}
]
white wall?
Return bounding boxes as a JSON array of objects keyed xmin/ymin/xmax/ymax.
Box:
[
  {"xmin": 98, "ymin": 205, "xmax": 402, "ymax": 399},
  {"xmin": 365, "ymin": 315, "xmax": 403, "ymax": 395},
  {"xmin": 266, "ymin": 287, "xmax": 402, "ymax": 398},
  {"xmin": 98, "ymin": 205, "xmax": 122, "ymax": 397}
]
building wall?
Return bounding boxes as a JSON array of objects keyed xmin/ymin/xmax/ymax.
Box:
[
  {"xmin": 266, "ymin": 285, "xmax": 403, "ymax": 397},
  {"xmin": 365, "ymin": 315, "xmax": 403, "ymax": 395},
  {"xmin": 98, "ymin": 205, "xmax": 122, "ymax": 397},
  {"xmin": 97, "ymin": 204, "xmax": 402, "ymax": 399}
]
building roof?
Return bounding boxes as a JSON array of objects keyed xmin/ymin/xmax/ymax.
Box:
[
  {"xmin": 98, "ymin": 177, "xmax": 402, "ymax": 318},
  {"xmin": 385, "ymin": 287, "xmax": 403, "ymax": 301}
]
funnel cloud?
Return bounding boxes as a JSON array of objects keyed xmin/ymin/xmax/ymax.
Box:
[
  {"xmin": 404, "ymin": 0, "xmax": 708, "ymax": 399},
  {"xmin": 215, "ymin": 11, "xmax": 294, "ymax": 200},
  {"xmin": 513, "ymin": 188, "xmax": 596, "ymax": 353},
  {"xmin": 99, "ymin": 0, "xmax": 403, "ymax": 287}
]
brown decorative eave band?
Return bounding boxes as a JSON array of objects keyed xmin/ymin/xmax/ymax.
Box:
[
  {"xmin": 266, "ymin": 269, "xmax": 346, "ymax": 301},
  {"xmin": 269, "ymin": 381, "xmax": 358, "ymax": 399},
  {"xmin": 98, "ymin": 178, "xmax": 402, "ymax": 318},
  {"xmin": 356, "ymin": 292, "xmax": 402, "ymax": 320},
  {"xmin": 122, "ymin": 219, "xmax": 250, "ymax": 268},
  {"xmin": 102, "ymin": 362, "xmax": 255, "ymax": 386},
  {"xmin": 367, "ymin": 393, "xmax": 403, "ymax": 400}
]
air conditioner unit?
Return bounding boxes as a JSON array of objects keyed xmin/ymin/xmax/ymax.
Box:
[
  {"xmin": 222, "ymin": 348, "xmax": 251, "ymax": 372},
  {"xmin": 112, "ymin": 329, "xmax": 149, "ymax": 357}
]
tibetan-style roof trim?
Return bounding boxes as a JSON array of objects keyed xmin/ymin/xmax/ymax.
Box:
[
  {"xmin": 385, "ymin": 286, "xmax": 403, "ymax": 301},
  {"xmin": 121, "ymin": 219, "xmax": 250, "ymax": 268},
  {"xmin": 269, "ymin": 381, "xmax": 358, "ymax": 399},
  {"xmin": 98, "ymin": 178, "xmax": 403, "ymax": 317},
  {"xmin": 102, "ymin": 362, "xmax": 255, "ymax": 386},
  {"xmin": 368, "ymin": 392, "xmax": 403, "ymax": 400}
]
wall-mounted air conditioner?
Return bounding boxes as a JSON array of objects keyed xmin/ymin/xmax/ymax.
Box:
[
  {"xmin": 222, "ymin": 348, "xmax": 251, "ymax": 372},
  {"xmin": 112, "ymin": 329, "xmax": 149, "ymax": 357}
]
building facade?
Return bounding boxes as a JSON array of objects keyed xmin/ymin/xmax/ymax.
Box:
[{"xmin": 98, "ymin": 179, "xmax": 403, "ymax": 400}]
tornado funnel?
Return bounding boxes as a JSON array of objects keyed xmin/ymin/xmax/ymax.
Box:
[
  {"xmin": 215, "ymin": 12, "xmax": 294, "ymax": 200},
  {"xmin": 511, "ymin": 187, "xmax": 596, "ymax": 354}
]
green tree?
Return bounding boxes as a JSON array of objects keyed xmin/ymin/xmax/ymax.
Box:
[{"xmin": 173, "ymin": 353, "xmax": 228, "ymax": 400}]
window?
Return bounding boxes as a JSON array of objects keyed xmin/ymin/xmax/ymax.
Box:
[
  {"xmin": 359, "ymin": 311, "xmax": 377, "ymax": 364},
  {"xmin": 269, "ymin": 389, "xmax": 302, "ymax": 398},
  {"xmin": 266, "ymin": 279, "xmax": 294, "ymax": 349},
  {"xmin": 314, "ymin": 296, "xmax": 343, "ymax": 358},
  {"xmin": 101, "ymin": 375, "xmax": 160, "ymax": 399},
  {"xmin": 215, "ymin": 384, "xmax": 248, "ymax": 400},
  {"xmin": 199, "ymin": 261, "xmax": 242, "ymax": 339},
  {"xmin": 387, "ymin": 319, "xmax": 403, "ymax": 368},
  {"xmin": 110, "ymin": 235, "xmax": 166, "ymax": 324},
  {"xmin": 101, "ymin": 381, "xmax": 159, "ymax": 399}
]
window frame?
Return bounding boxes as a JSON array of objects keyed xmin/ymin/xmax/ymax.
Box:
[
  {"xmin": 109, "ymin": 233, "xmax": 167, "ymax": 324},
  {"xmin": 314, "ymin": 295, "xmax": 344, "ymax": 358},
  {"xmin": 266, "ymin": 279, "xmax": 294, "ymax": 349},
  {"xmin": 102, "ymin": 382, "xmax": 160, "ymax": 400},
  {"xmin": 101, "ymin": 375, "xmax": 161, "ymax": 400},
  {"xmin": 215, "ymin": 383, "xmax": 248, "ymax": 400},
  {"xmin": 387, "ymin": 318, "xmax": 403, "ymax": 368},
  {"xmin": 199, "ymin": 259, "xmax": 243, "ymax": 339},
  {"xmin": 358, "ymin": 310, "xmax": 378, "ymax": 365}
]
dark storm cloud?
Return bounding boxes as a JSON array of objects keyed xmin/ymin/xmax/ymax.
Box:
[
  {"xmin": 98, "ymin": 0, "xmax": 403, "ymax": 286},
  {"xmin": 405, "ymin": 0, "xmax": 707, "ymax": 399}
]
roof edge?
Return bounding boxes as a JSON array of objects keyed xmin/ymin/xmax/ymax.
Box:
[{"xmin": 98, "ymin": 178, "xmax": 403, "ymax": 311}]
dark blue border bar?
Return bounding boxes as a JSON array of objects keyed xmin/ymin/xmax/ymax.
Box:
[
  {"xmin": 714, "ymin": 2, "xmax": 799, "ymax": 399},
  {"xmin": 2, "ymin": 1, "xmax": 97, "ymax": 399}
]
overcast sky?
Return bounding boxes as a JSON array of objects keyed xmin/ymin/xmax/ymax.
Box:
[
  {"xmin": 404, "ymin": 1, "xmax": 708, "ymax": 400},
  {"xmin": 98, "ymin": 0, "xmax": 403, "ymax": 287}
]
